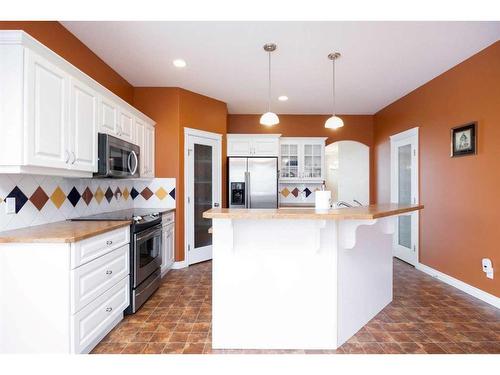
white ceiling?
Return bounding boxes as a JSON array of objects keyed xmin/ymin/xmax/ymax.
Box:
[{"xmin": 61, "ymin": 21, "xmax": 500, "ymax": 114}]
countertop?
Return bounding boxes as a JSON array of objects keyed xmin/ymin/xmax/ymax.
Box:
[
  {"xmin": 0, "ymin": 220, "xmax": 131, "ymax": 243},
  {"xmin": 203, "ymin": 203, "xmax": 423, "ymax": 220}
]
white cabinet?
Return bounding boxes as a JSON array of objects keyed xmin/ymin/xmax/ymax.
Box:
[
  {"xmin": 25, "ymin": 49, "xmax": 69, "ymax": 170},
  {"xmin": 161, "ymin": 212, "xmax": 175, "ymax": 275},
  {"xmin": 279, "ymin": 137, "xmax": 327, "ymax": 182},
  {"xmin": 0, "ymin": 226, "xmax": 130, "ymax": 353},
  {"xmin": 143, "ymin": 122, "xmax": 155, "ymax": 177},
  {"xmin": 0, "ymin": 30, "xmax": 155, "ymax": 178},
  {"xmin": 69, "ymin": 78, "xmax": 98, "ymax": 172},
  {"xmin": 118, "ymin": 108, "xmax": 134, "ymax": 142},
  {"xmin": 99, "ymin": 96, "xmax": 118, "ymax": 135},
  {"xmin": 98, "ymin": 99, "xmax": 135, "ymax": 143},
  {"xmin": 227, "ymin": 134, "xmax": 281, "ymax": 156},
  {"xmin": 134, "ymin": 118, "xmax": 155, "ymax": 178}
]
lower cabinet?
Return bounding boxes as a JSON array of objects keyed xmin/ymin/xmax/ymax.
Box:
[
  {"xmin": 0, "ymin": 226, "xmax": 130, "ymax": 353},
  {"xmin": 161, "ymin": 212, "xmax": 175, "ymax": 275}
]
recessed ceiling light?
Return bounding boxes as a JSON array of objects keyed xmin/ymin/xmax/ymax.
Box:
[
  {"xmin": 278, "ymin": 95, "xmax": 288, "ymax": 102},
  {"xmin": 172, "ymin": 59, "xmax": 187, "ymax": 68}
]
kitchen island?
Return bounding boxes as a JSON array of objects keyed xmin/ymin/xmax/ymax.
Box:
[{"xmin": 203, "ymin": 203, "xmax": 423, "ymax": 350}]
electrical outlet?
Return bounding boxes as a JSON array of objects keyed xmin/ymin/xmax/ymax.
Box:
[
  {"xmin": 482, "ymin": 258, "xmax": 494, "ymax": 279},
  {"xmin": 5, "ymin": 197, "xmax": 16, "ymax": 214}
]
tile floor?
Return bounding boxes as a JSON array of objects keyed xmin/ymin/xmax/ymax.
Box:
[{"xmin": 92, "ymin": 259, "xmax": 500, "ymax": 354}]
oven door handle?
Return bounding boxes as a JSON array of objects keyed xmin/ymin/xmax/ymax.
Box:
[{"xmin": 135, "ymin": 225, "xmax": 162, "ymax": 243}]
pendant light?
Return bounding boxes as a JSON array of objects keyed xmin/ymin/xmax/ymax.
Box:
[
  {"xmin": 260, "ymin": 43, "xmax": 279, "ymax": 126},
  {"xmin": 325, "ymin": 52, "xmax": 344, "ymax": 129}
]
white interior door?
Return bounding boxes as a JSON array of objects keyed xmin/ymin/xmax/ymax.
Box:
[
  {"xmin": 390, "ymin": 128, "xmax": 419, "ymax": 266},
  {"xmin": 186, "ymin": 129, "xmax": 221, "ymax": 266}
]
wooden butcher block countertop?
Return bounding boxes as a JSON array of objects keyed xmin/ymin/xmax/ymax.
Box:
[
  {"xmin": 203, "ymin": 203, "xmax": 423, "ymax": 221},
  {"xmin": 0, "ymin": 220, "xmax": 130, "ymax": 243}
]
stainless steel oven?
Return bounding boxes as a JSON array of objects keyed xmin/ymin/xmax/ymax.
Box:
[
  {"xmin": 133, "ymin": 223, "xmax": 162, "ymax": 288},
  {"xmin": 95, "ymin": 133, "xmax": 140, "ymax": 178}
]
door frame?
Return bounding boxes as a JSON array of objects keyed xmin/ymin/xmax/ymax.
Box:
[
  {"xmin": 184, "ymin": 127, "xmax": 222, "ymax": 267},
  {"xmin": 390, "ymin": 127, "xmax": 419, "ymax": 266}
]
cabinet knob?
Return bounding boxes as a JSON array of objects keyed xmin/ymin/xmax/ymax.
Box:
[
  {"xmin": 106, "ymin": 240, "xmax": 113, "ymax": 246},
  {"xmin": 105, "ymin": 270, "xmax": 112, "ymax": 275},
  {"xmin": 105, "ymin": 307, "xmax": 113, "ymax": 312}
]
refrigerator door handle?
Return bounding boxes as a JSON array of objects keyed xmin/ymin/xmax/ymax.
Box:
[
  {"xmin": 247, "ymin": 171, "xmax": 251, "ymax": 208},
  {"xmin": 244, "ymin": 171, "xmax": 249, "ymax": 208}
]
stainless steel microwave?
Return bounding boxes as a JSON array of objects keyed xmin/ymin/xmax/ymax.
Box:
[{"xmin": 95, "ymin": 133, "xmax": 140, "ymax": 178}]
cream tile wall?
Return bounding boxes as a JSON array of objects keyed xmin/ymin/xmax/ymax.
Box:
[{"xmin": 0, "ymin": 175, "xmax": 175, "ymax": 232}]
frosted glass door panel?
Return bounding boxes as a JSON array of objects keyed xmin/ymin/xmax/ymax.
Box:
[
  {"xmin": 194, "ymin": 144, "xmax": 213, "ymax": 248},
  {"xmin": 397, "ymin": 144, "xmax": 412, "ymax": 249}
]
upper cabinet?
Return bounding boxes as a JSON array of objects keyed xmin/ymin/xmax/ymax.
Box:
[
  {"xmin": 279, "ymin": 137, "xmax": 327, "ymax": 182},
  {"xmin": 0, "ymin": 30, "xmax": 155, "ymax": 178},
  {"xmin": 135, "ymin": 118, "xmax": 155, "ymax": 178},
  {"xmin": 227, "ymin": 134, "xmax": 281, "ymax": 157}
]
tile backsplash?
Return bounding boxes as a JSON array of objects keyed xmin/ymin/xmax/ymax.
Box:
[
  {"xmin": 279, "ymin": 183, "xmax": 322, "ymax": 205},
  {"xmin": 0, "ymin": 175, "xmax": 175, "ymax": 232}
]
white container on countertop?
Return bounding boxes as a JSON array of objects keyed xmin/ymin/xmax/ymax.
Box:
[{"xmin": 315, "ymin": 190, "xmax": 331, "ymax": 211}]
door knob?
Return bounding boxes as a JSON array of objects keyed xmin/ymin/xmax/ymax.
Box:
[{"xmin": 214, "ymin": 203, "xmax": 220, "ymax": 207}]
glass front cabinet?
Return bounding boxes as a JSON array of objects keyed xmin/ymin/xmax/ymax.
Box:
[{"xmin": 279, "ymin": 137, "xmax": 327, "ymax": 182}]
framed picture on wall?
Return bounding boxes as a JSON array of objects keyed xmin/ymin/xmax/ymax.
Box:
[{"xmin": 451, "ymin": 122, "xmax": 477, "ymax": 157}]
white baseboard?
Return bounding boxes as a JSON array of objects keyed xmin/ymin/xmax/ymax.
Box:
[
  {"xmin": 171, "ymin": 260, "xmax": 188, "ymax": 269},
  {"xmin": 416, "ymin": 263, "xmax": 499, "ymax": 309}
]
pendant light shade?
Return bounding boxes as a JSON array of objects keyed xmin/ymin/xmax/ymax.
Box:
[
  {"xmin": 325, "ymin": 115, "xmax": 344, "ymax": 129},
  {"xmin": 260, "ymin": 43, "xmax": 279, "ymax": 126},
  {"xmin": 260, "ymin": 111, "xmax": 280, "ymax": 126},
  {"xmin": 325, "ymin": 52, "xmax": 343, "ymax": 129}
]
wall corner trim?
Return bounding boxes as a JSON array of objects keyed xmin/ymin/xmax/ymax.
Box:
[{"xmin": 416, "ymin": 263, "xmax": 500, "ymax": 309}]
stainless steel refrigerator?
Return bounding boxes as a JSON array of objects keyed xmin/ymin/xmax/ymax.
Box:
[{"xmin": 228, "ymin": 157, "xmax": 278, "ymax": 208}]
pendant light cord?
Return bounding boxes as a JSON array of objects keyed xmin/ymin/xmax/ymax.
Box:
[
  {"xmin": 268, "ymin": 51, "xmax": 272, "ymax": 112},
  {"xmin": 332, "ymin": 57, "xmax": 336, "ymax": 116}
]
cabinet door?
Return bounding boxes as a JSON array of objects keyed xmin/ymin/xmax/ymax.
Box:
[
  {"xmin": 302, "ymin": 143, "xmax": 323, "ymax": 179},
  {"xmin": 161, "ymin": 223, "xmax": 175, "ymax": 272},
  {"xmin": 118, "ymin": 109, "xmax": 134, "ymax": 142},
  {"xmin": 69, "ymin": 78, "xmax": 98, "ymax": 172},
  {"xmin": 135, "ymin": 118, "xmax": 145, "ymax": 176},
  {"xmin": 25, "ymin": 50, "xmax": 69, "ymax": 169},
  {"xmin": 228, "ymin": 137, "xmax": 252, "ymax": 156},
  {"xmin": 143, "ymin": 124, "xmax": 155, "ymax": 178},
  {"xmin": 252, "ymin": 137, "xmax": 280, "ymax": 156},
  {"xmin": 99, "ymin": 97, "xmax": 117, "ymax": 135},
  {"xmin": 279, "ymin": 142, "xmax": 299, "ymax": 179}
]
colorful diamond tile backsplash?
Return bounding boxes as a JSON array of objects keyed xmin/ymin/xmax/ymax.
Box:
[
  {"xmin": 279, "ymin": 183, "xmax": 322, "ymax": 205},
  {"xmin": 0, "ymin": 176, "xmax": 176, "ymax": 232}
]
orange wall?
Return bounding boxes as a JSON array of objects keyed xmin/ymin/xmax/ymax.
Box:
[
  {"xmin": 133, "ymin": 88, "xmax": 228, "ymax": 262},
  {"xmin": 0, "ymin": 21, "xmax": 134, "ymax": 103},
  {"xmin": 228, "ymin": 114, "xmax": 375, "ymax": 202},
  {"xmin": 374, "ymin": 41, "xmax": 500, "ymax": 297}
]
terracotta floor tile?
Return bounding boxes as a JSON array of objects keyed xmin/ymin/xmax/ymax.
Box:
[
  {"xmin": 419, "ymin": 343, "xmax": 447, "ymax": 354},
  {"xmin": 192, "ymin": 322, "xmax": 211, "ymax": 332},
  {"xmin": 380, "ymin": 343, "xmax": 405, "ymax": 354},
  {"xmin": 183, "ymin": 343, "xmax": 205, "ymax": 354},
  {"xmin": 143, "ymin": 343, "xmax": 166, "ymax": 354},
  {"xmin": 121, "ymin": 343, "xmax": 147, "ymax": 354},
  {"xmin": 91, "ymin": 259, "xmax": 500, "ymax": 355},
  {"xmin": 169, "ymin": 332, "xmax": 190, "ymax": 343},
  {"xmin": 174, "ymin": 323, "xmax": 194, "ymax": 332},
  {"xmin": 131, "ymin": 331, "xmax": 156, "ymax": 343},
  {"xmin": 149, "ymin": 332, "xmax": 172, "ymax": 343},
  {"xmin": 163, "ymin": 342, "xmax": 185, "ymax": 354},
  {"xmin": 360, "ymin": 342, "xmax": 385, "ymax": 354}
]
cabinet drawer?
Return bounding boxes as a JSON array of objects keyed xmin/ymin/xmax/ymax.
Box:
[
  {"xmin": 71, "ymin": 244, "xmax": 129, "ymax": 313},
  {"xmin": 162, "ymin": 211, "xmax": 175, "ymax": 224},
  {"xmin": 71, "ymin": 226, "xmax": 129, "ymax": 268},
  {"xmin": 71, "ymin": 276, "xmax": 129, "ymax": 354}
]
